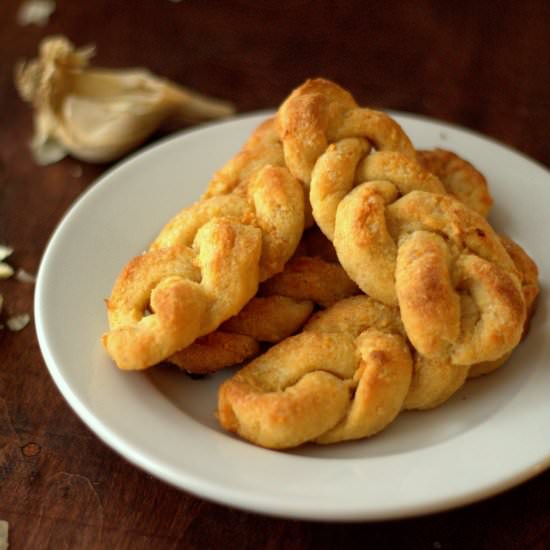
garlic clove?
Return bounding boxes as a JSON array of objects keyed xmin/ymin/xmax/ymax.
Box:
[{"xmin": 15, "ymin": 35, "xmax": 235, "ymax": 164}]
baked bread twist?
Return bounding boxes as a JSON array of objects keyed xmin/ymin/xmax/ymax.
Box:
[
  {"xmin": 218, "ymin": 296, "xmax": 411, "ymax": 449},
  {"xmin": 304, "ymin": 296, "xmax": 470, "ymax": 413},
  {"xmin": 356, "ymin": 190, "xmax": 525, "ymax": 364},
  {"xmin": 277, "ymin": 79, "xmax": 525, "ymax": 366},
  {"xmin": 218, "ymin": 295, "xmax": 483, "ymax": 449},
  {"xmin": 103, "ymin": 165, "xmax": 304, "ymax": 370}
]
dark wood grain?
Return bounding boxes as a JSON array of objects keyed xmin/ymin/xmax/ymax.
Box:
[{"xmin": 1, "ymin": 0, "xmax": 549, "ymax": 548}]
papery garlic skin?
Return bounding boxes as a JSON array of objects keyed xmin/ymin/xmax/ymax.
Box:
[
  {"xmin": 15, "ymin": 36, "xmax": 235, "ymax": 164},
  {"xmin": 16, "ymin": 0, "xmax": 56, "ymax": 27},
  {"xmin": 6, "ymin": 313, "xmax": 31, "ymax": 332}
]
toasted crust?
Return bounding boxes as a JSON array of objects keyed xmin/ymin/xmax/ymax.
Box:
[
  {"xmin": 277, "ymin": 79, "xmax": 415, "ymax": 184},
  {"xmin": 152, "ymin": 165, "xmax": 305, "ymax": 282},
  {"xmin": 169, "ymin": 331, "xmax": 261, "ymax": 374},
  {"xmin": 330, "ymin": 186, "xmax": 526, "ymax": 365},
  {"xmin": 498, "ymin": 235, "xmax": 539, "ymax": 320},
  {"xmin": 221, "ymin": 295, "xmax": 314, "ymax": 343},
  {"xmin": 468, "ymin": 235, "xmax": 539, "ymax": 378},
  {"xmin": 204, "ymin": 117, "xmax": 285, "ymax": 198},
  {"xmin": 305, "ymin": 296, "xmax": 470, "ymax": 410},
  {"xmin": 261, "ymin": 255, "xmax": 359, "ymax": 307},
  {"xmin": 391, "ymin": 192, "xmax": 525, "ymax": 364},
  {"xmin": 417, "ymin": 148, "xmax": 493, "ymax": 217}
]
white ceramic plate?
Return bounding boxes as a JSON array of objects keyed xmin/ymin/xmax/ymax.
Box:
[{"xmin": 35, "ymin": 111, "xmax": 550, "ymax": 521}]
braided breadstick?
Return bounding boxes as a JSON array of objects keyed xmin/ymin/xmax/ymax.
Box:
[
  {"xmin": 217, "ymin": 295, "xmax": 469, "ymax": 449},
  {"xmin": 103, "ymin": 165, "xmax": 304, "ymax": 370},
  {"xmin": 354, "ymin": 147, "xmax": 525, "ymax": 370},
  {"xmin": 305, "ymin": 297, "xmax": 474, "ymax": 412},
  {"xmin": 277, "ymin": 79, "xmax": 526, "ymax": 366},
  {"xmin": 378, "ymin": 191, "xmax": 525, "ymax": 364}
]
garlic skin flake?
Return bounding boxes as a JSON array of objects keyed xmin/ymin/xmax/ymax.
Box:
[
  {"xmin": 6, "ymin": 313, "xmax": 31, "ymax": 332},
  {"xmin": 15, "ymin": 36, "xmax": 235, "ymax": 164},
  {"xmin": 17, "ymin": 0, "xmax": 56, "ymax": 27},
  {"xmin": 15, "ymin": 268, "xmax": 37, "ymax": 284}
]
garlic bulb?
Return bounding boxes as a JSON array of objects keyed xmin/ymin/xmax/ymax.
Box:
[{"xmin": 15, "ymin": 36, "xmax": 235, "ymax": 164}]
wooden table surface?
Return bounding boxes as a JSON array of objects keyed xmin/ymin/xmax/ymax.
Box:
[{"xmin": 1, "ymin": 1, "xmax": 549, "ymax": 548}]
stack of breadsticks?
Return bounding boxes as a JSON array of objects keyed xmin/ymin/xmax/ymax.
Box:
[{"xmin": 102, "ymin": 79, "xmax": 539, "ymax": 449}]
